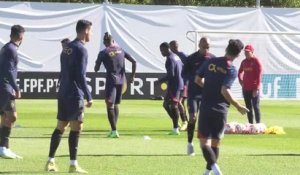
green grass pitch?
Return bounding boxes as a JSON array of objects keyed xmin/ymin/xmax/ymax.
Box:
[{"xmin": 0, "ymin": 100, "xmax": 299, "ymax": 174}]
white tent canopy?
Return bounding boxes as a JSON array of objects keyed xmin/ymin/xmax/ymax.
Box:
[{"xmin": 1, "ymin": 2, "xmax": 300, "ymax": 73}]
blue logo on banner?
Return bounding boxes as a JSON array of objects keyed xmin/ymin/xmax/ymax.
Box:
[{"xmin": 261, "ymin": 74, "xmax": 300, "ymax": 98}]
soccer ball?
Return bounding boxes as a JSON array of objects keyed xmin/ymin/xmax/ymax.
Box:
[
  {"xmin": 235, "ymin": 123, "xmax": 246, "ymax": 134},
  {"xmin": 225, "ymin": 123, "xmax": 236, "ymax": 134},
  {"xmin": 256, "ymin": 123, "xmax": 267, "ymax": 133},
  {"xmin": 250, "ymin": 124, "xmax": 259, "ymax": 134}
]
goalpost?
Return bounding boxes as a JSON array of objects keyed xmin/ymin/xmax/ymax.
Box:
[{"xmin": 186, "ymin": 30, "xmax": 300, "ymax": 100}]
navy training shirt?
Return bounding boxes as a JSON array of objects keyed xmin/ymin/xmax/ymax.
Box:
[
  {"xmin": 58, "ymin": 39, "xmax": 92, "ymax": 101},
  {"xmin": 182, "ymin": 51, "xmax": 215, "ymax": 98},
  {"xmin": 0, "ymin": 42, "xmax": 20, "ymax": 93},
  {"xmin": 95, "ymin": 45, "xmax": 136, "ymax": 85},
  {"xmin": 165, "ymin": 53, "xmax": 184, "ymax": 93},
  {"xmin": 197, "ymin": 57, "xmax": 237, "ymax": 113},
  {"xmin": 175, "ymin": 51, "xmax": 188, "ymax": 64},
  {"xmin": 175, "ymin": 51, "xmax": 188, "ymax": 85}
]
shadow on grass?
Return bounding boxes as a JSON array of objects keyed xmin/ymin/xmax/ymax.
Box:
[
  {"xmin": 80, "ymin": 133, "xmax": 173, "ymax": 137},
  {"xmin": 12, "ymin": 136, "xmax": 50, "ymax": 139},
  {"xmin": 82, "ymin": 129, "xmax": 170, "ymax": 133},
  {"xmin": 0, "ymin": 171, "xmax": 67, "ymax": 174},
  {"xmin": 57, "ymin": 154, "xmax": 187, "ymax": 158},
  {"xmin": 11, "ymin": 134, "xmax": 177, "ymax": 139},
  {"xmin": 81, "ymin": 129, "xmax": 173, "ymax": 137},
  {"xmin": 247, "ymin": 153, "xmax": 300, "ymax": 157},
  {"xmin": 12, "ymin": 136, "xmax": 73, "ymax": 139},
  {"xmin": 11, "ymin": 129, "xmax": 178, "ymax": 138}
]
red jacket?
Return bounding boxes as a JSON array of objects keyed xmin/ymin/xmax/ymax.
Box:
[{"xmin": 238, "ymin": 56, "xmax": 262, "ymax": 91}]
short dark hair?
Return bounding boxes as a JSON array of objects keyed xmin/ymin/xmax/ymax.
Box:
[
  {"xmin": 169, "ymin": 40, "xmax": 177, "ymax": 46},
  {"xmin": 103, "ymin": 32, "xmax": 113, "ymax": 42},
  {"xmin": 226, "ymin": 39, "xmax": 244, "ymax": 57},
  {"xmin": 61, "ymin": 38, "xmax": 70, "ymax": 44},
  {"xmin": 160, "ymin": 42, "xmax": 169, "ymax": 49},
  {"xmin": 10, "ymin": 25, "xmax": 25, "ymax": 38},
  {"xmin": 76, "ymin": 19, "xmax": 92, "ymax": 33}
]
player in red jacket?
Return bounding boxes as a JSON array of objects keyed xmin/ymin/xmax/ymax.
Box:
[{"xmin": 238, "ymin": 45, "xmax": 263, "ymax": 124}]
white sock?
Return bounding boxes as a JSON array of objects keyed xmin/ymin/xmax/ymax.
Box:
[
  {"xmin": 48, "ymin": 157, "xmax": 55, "ymax": 163},
  {"xmin": 70, "ymin": 160, "xmax": 78, "ymax": 166},
  {"xmin": 211, "ymin": 163, "xmax": 222, "ymax": 175},
  {"xmin": 203, "ymin": 169, "xmax": 211, "ymax": 175},
  {"xmin": 173, "ymin": 128, "xmax": 179, "ymax": 132},
  {"xmin": 112, "ymin": 130, "xmax": 116, "ymax": 134},
  {"xmin": 188, "ymin": 142, "xmax": 193, "ymax": 146}
]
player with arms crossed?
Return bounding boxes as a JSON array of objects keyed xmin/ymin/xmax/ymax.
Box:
[
  {"xmin": 0, "ymin": 25, "xmax": 25, "ymax": 159},
  {"xmin": 94, "ymin": 32, "xmax": 136, "ymax": 138},
  {"xmin": 195, "ymin": 39, "xmax": 249, "ymax": 175},
  {"xmin": 182, "ymin": 37, "xmax": 215, "ymax": 156},
  {"xmin": 45, "ymin": 20, "xmax": 93, "ymax": 173},
  {"xmin": 158, "ymin": 42, "xmax": 183, "ymax": 135}
]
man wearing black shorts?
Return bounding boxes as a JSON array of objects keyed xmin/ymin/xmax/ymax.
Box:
[
  {"xmin": 158, "ymin": 42, "xmax": 183, "ymax": 135},
  {"xmin": 195, "ymin": 39, "xmax": 248, "ymax": 175},
  {"xmin": 45, "ymin": 20, "xmax": 93, "ymax": 174},
  {"xmin": 94, "ymin": 32, "xmax": 136, "ymax": 138},
  {"xmin": 169, "ymin": 40, "xmax": 188, "ymax": 131},
  {"xmin": 0, "ymin": 25, "xmax": 25, "ymax": 159},
  {"xmin": 182, "ymin": 37, "xmax": 215, "ymax": 156}
]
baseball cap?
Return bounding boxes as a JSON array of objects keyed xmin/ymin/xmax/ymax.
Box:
[{"xmin": 244, "ymin": 44, "xmax": 254, "ymax": 52}]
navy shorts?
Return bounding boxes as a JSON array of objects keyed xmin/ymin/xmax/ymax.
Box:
[
  {"xmin": 57, "ymin": 98, "xmax": 84, "ymax": 122},
  {"xmin": 198, "ymin": 107, "xmax": 227, "ymax": 140},
  {"xmin": 105, "ymin": 84, "xmax": 123, "ymax": 104},
  {"xmin": 165, "ymin": 90, "xmax": 181, "ymax": 104},
  {"xmin": 180, "ymin": 85, "xmax": 188, "ymax": 98},
  {"xmin": 187, "ymin": 95, "xmax": 202, "ymax": 114},
  {"xmin": 0, "ymin": 90, "xmax": 16, "ymax": 113}
]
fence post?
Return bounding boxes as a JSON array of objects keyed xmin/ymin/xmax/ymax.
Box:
[{"xmin": 256, "ymin": 0, "xmax": 260, "ymax": 8}]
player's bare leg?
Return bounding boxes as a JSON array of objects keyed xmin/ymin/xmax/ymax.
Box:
[{"xmin": 178, "ymin": 98, "xmax": 188, "ymax": 131}]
